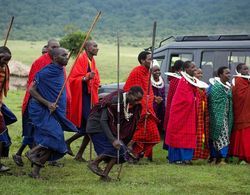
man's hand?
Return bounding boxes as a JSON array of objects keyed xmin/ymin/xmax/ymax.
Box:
[
  {"xmin": 112, "ymin": 139, "xmax": 122, "ymax": 150},
  {"xmin": 48, "ymin": 102, "xmax": 58, "ymax": 113},
  {"xmin": 154, "ymin": 96, "xmax": 163, "ymax": 104},
  {"xmin": 85, "ymin": 71, "xmax": 96, "ymax": 81},
  {"xmin": 145, "ymin": 112, "xmax": 151, "ymax": 119}
]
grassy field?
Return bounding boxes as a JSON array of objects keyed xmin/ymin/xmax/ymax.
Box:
[
  {"xmin": 0, "ymin": 41, "xmax": 250, "ymax": 194},
  {"xmin": 6, "ymin": 40, "xmax": 142, "ymax": 84}
]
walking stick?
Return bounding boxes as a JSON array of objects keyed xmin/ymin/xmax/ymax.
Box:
[
  {"xmin": 89, "ymin": 80, "xmax": 93, "ymax": 161},
  {"xmin": 3, "ymin": 16, "xmax": 14, "ymax": 46},
  {"xmin": 54, "ymin": 11, "xmax": 101, "ymax": 105},
  {"xmin": 144, "ymin": 21, "xmax": 157, "ymax": 133},
  {"xmin": 116, "ymin": 33, "xmax": 123, "ymax": 180},
  {"xmin": 54, "ymin": 12, "xmax": 101, "ymax": 161}
]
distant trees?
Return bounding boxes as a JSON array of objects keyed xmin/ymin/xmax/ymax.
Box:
[
  {"xmin": 1, "ymin": 0, "xmax": 250, "ymax": 45},
  {"xmin": 60, "ymin": 31, "xmax": 91, "ymax": 57}
]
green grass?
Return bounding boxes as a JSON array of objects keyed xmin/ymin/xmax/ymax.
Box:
[
  {"xmin": 6, "ymin": 40, "xmax": 142, "ymax": 84},
  {"xmin": 0, "ymin": 41, "xmax": 250, "ymax": 194},
  {"xmin": 1, "ymin": 91, "xmax": 250, "ymax": 195}
]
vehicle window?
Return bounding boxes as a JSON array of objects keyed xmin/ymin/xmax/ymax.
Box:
[
  {"xmin": 154, "ymin": 58, "xmax": 163, "ymax": 68},
  {"xmin": 201, "ymin": 51, "xmax": 230, "ymax": 83},
  {"xmin": 229, "ymin": 51, "xmax": 250, "ymax": 74},
  {"xmin": 169, "ymin": 53, "xmax": 193, "ymax": 71},
  {"xmin": 201, "ymin": 51, "xmax": 250, "ymax": 83}
]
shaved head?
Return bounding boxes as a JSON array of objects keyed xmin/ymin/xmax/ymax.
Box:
[
  {"xmin": 84, "ymin": 40, "xmax": 99, "ymax": 58},
  {"xmin": 84, "ymin": 40, "xmax": 95, "ymax": 50},
  {"xmin": 47, "ymin": 39, "xmax": 60, "ymax": 56},
  {"xmin": 47, "ymin": 39, "xmax": 59, "ymax": 46},
  {"xmin": 51, "ymin": 47, "xmax": 68, "ymax": 66}
]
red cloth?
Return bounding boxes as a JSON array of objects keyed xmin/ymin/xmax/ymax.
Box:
[
  {"xmin": 67, "ymin": 52, "xmax": 100, "ymax": 127},
  {"xmin": 232, "ymin": 77, "xmax": 250, "ymax": 130},
  {"xmin": 229, "ymin": 77, "xmax": 250, "ymax": 162},
  {"xmin": 133, "ymin": 143, "xmax": 154, "ymax": 157},
  {"xmin": 144, "ymin": 147, "xmax": 153, "ymax": 158},
  {"xmin": 193, "ymin": 89, "xmax": 210, "ymax": 159},
  {"xmin": 123, "ymin": 65, "xmax": 160, "ymax": 144},
  {"xmin": 229, "ymin": 126, "xmax": 250, "ymax": 163},
  {"xmin": 22, "ymin": 53, "xmax": 52, "ymax": 113},
  {"xmin": 165, "ymin": 77, "xmax": 197, "ymax": 149},
  {"xmin": 164, "ymin": 76, "xmax": 180, "ymax": 131},
  {"xmin": 0, "ymin": 65, "xmax": 8, "ymax": 134}
]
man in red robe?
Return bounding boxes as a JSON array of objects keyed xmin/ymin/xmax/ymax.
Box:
[
  {"xmin": 123, "ymin": 51, "xmax": 160, "ymax": 161},
  {"xmin": 66, "ymin": 40, "xmax": 100, "ymax": 161},
  {"xmin": 230, "ymin": 63, "xmax": 250, "ymax": 163},
  {"xmin": 166, "ymin": 61, "xmax": 197, "ymax": 164},
  {"xmin": 13, "ymin": 39, "xmax": 60, "ymax": 166}
]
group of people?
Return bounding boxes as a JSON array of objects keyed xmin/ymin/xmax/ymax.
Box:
[
  {"xmin": 0, "ymin": 38, "xmax": 249, "ymax": 181},
  {"xmin": 163, "ymin": 60, "xmax": 250, "ymax": 166}
]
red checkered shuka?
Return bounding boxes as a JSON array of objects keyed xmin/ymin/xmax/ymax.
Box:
[
  {"xmin": 193, "ymin": 89, "xmax": 210, "ymax": 160},
  {"xmin": 165, "ymin": 77, "xmax": 197, "ymax": 149},
  {"xmin": 123, "ymin": 65, "xmax": 160, "ymax": 144}
]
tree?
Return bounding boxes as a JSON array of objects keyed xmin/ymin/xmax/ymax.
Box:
[{"xmin": 60, "ymin": 31, "xmax": 91, "ymax": 57}]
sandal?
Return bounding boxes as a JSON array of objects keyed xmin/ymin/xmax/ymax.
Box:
[
  {"xmin": 28, "ymin": 172, "xmax": 41, "ymax": 179},
  {"xmin": 87, "ymin": 162, "xmax": 104, "ymax": 176},
  {"xmin": 13, "ymin": 154, "xmax": 24, "ymax": 167},
  {"xmin": 25, "ymin": 151, "xmax": 44, "ymax": 167},
  {"xmin": 0, "ymin": 164, "xmax": 10, "ymax": 172}
]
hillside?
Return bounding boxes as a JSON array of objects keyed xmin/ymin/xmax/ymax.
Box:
[{"xmin": 0, "ymin": 0, "xmax": 250, "ymax": 46}]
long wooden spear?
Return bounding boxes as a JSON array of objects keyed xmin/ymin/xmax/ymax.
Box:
[
  {"xmin": 54, "ymin": 11, "xmax": 101, "ymax": 105},
  {"xmin": 4, "ymin": 16, "xmax": 14, "ymax": 46},
  {"xmin": 144, "ymin": 21, "xmax": 157, "ymax": 133},
  {"xmin": 117, "ymin": 32, "xmax": 120, "ymax": 163},
  {"xmin": 116, "ymin": 32, "xmax": 123, "ymax": 180}
]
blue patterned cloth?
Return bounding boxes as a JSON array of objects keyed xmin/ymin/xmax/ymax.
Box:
[
  {"xmin": 29, "ymin": 63, "xmax": 77, "ymax": 161},
  {"xmin": 0, "ymin": 103, "xmax": 17, "ymax": 157},
  {"xmin": 91, "ymin": 132, "xmax": 127, "ymax": 163}
]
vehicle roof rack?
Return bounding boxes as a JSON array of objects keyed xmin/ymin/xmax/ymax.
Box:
[
  {"xmin": 145, "ymin": 36, "xmax": 176, "ymax": 51},
  {"xmin": 159, "ymin": 36, "xmax": 175, "ymax": 47},
  {"xmin": 175, "ymin": 35, "xmax": 250, "ymax": 42}
]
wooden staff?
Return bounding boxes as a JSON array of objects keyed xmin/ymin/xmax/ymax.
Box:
[
  {"xmin": 4, "ymin": 16, "xmax": 14, "ymax": 46},
  {"xmin": 55, "ymin": 11, "xmax": 101, "ymax": 161},
  {"xmin": 54, "ymin": 11, "xmax": 101, "ymax": 105},
  {"xmin": 144, "ymin": 21, "xmax": 157, "ymax": 132},
  {"xmin": 116, "ymin": 32, "xmax": 123, "ymax": 180},
  {"xmin": 117, "ymin": 32, "xmax": 120, "ymax": 164}
]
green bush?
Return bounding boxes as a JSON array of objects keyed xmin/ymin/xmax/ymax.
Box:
[{"xmin": 60, "ymin": 31, "xmax": 91, "ymax": 57}]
